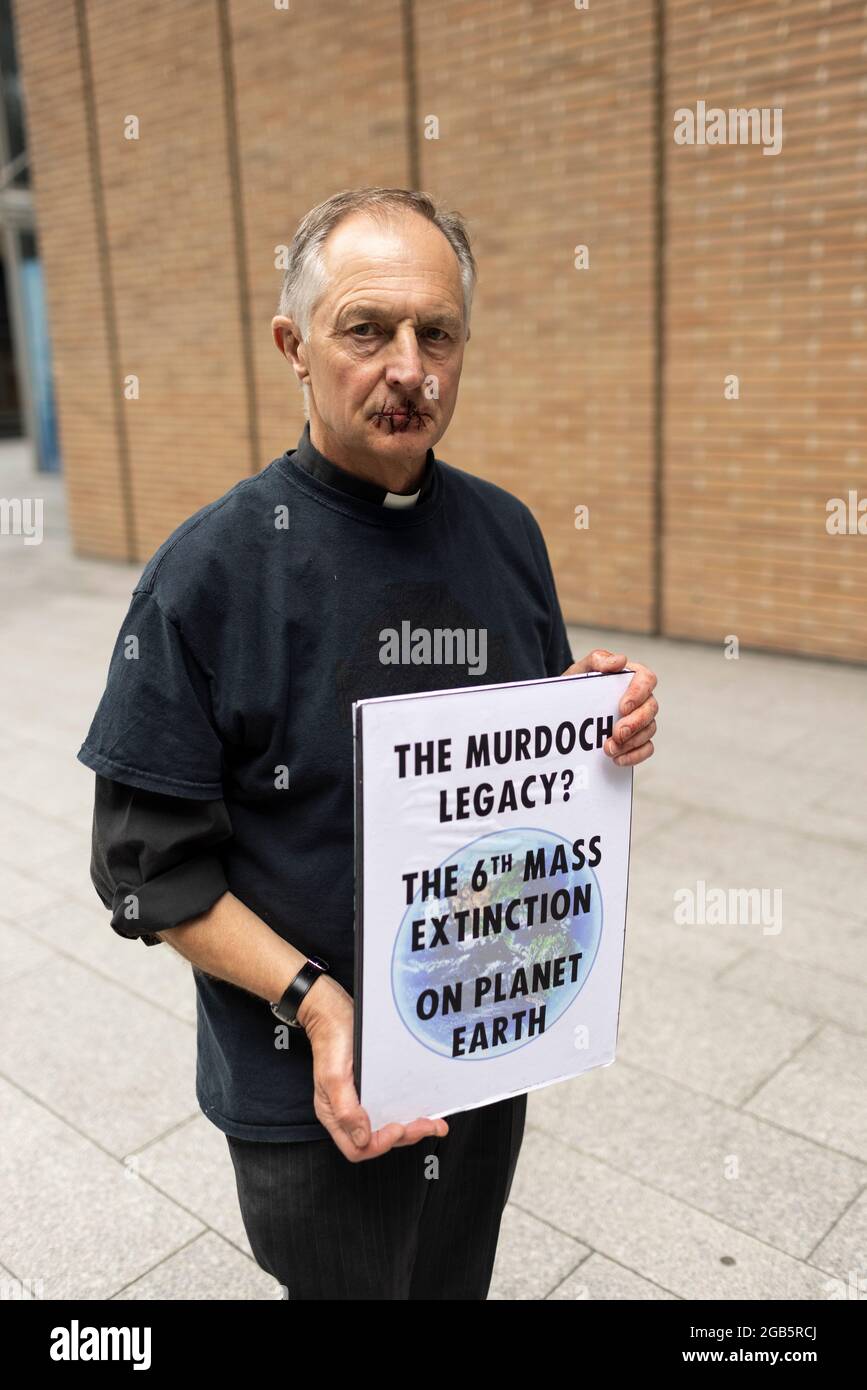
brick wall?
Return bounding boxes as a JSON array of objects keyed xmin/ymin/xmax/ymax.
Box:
[
  {"xmin": 13, "ymin": 0, "xmax": 866, "ymax": 661},
  {"xmin": 665, "ymin": 0, "xmax": 867, "ymax": 662}
]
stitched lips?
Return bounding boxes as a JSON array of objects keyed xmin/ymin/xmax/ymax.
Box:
[{"xmin": 373, "ymin": 404, "xmax": 429, "ymax": 431}]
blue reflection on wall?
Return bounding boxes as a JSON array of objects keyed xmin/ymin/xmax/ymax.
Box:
[{"xmin": 20, "ymin": 249, "xmax": 60, "ymax": 471}]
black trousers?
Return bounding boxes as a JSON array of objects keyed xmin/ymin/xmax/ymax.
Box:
[{"xmin": 226, "ymin": 1092, "xmax": 527, "ymax": 1300}]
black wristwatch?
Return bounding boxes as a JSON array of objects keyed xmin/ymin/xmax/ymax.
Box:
[{"xmin": 270, "ymin": 955, "xmax": 330, "ymax": 1028}]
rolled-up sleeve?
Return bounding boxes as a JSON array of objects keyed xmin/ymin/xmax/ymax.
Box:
[{"xmin": 90, "ymin": 774, "xmax": 233, "ymax": 945}]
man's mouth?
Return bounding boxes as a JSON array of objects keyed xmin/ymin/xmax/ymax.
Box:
[{"xmin": 372, "ymin": 405, "xmax": 429, "ymax": 433}]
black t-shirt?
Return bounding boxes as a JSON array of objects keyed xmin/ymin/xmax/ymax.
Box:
[{"xmin": 77, "ymin": 422, "xmax": 574, "ymax": 1141}]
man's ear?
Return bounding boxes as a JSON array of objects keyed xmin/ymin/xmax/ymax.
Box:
[
  {"xmin": 272, "ymin": 314, "xmax": 300, "ymax": 357},
  {"xmin": 272, "ymin": 315, "xmax": 308, "ymax": 387}
]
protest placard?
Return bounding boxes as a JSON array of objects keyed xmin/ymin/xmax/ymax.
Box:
[{"xmin": 352, "ymin": 669, "xmax": 634, "ymax": 1129}]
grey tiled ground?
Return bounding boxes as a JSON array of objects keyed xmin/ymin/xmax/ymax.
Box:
[{"xmin": 1, "ymin": 441, "xmax": 865, "ymax": 1301}]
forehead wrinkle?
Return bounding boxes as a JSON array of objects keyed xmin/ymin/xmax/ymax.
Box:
[
  {"xmin": 325, "ymin": 242, "xmax": 458, "ymax": 280},
  {"xmin": 331, "ymin": 259, "xmax": 460, "ymax": 292}
]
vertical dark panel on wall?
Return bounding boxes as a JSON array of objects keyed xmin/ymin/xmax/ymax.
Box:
[
  {"xmin": 653, "ymin": 0, "xmax": 666, "ymax": 635},
  {"xmin": 217, "ymin": 0, "xmax": 260, "ymax": 476},
  {"xmin": 402, "ymin": 0, "xmax": 420, "ymax": 191},
  {"xmin": 76, "ymin": 0, "xmax": 136, "ymax": 559}
]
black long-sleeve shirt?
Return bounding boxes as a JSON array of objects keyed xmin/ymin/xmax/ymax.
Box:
[
  {"xmin": 79, "ymin": 419, "xmax": 573, "ymax": 1141},
  {"xmin": 89, "ymin": 775, "xmax": 232, "ymax": 946}
]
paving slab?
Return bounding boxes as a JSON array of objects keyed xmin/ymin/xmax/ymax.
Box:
[
  {"xmin": 0, "ymin": 1079, "xmax": 203, "ymax": 1300},
  {"xmin": 808, "ymin": 1189, "xmax": 867, "ymax": 1291},
  {"xmin": 526, "ymin": 1063, "xmax": 866, "ymax": 1259},
  {"xmin": 112, "ymin": 1231, "xmax": 278, "ymax": 1301},
  {"xmin": 0, "ymin": 953, "xmax": 199, "ymax": 1156},
  {"xmin": 20, "ymin": 898, "xmax": 196, "ymax": 1025},
  {"xmin": 126, "ymin": 1115, "xmax": 252, "ymax": 1255},
  {"xmin": 616, "ymin": 956, "xmax": 819, "ymax": 1106},
  {"xmin": 510, "ymin": 1127, "xmax": 843, "ymax": 1300},
  {"xmin": 719, "ymin": 948, "xmax": 867, "ymax": 1038},
  {"xmin": 547, "ymin": 1252, "xmax": 679, "ymax": 1300},
  {"xmin": 745, "ymin": 1026, "xmax": 867, "ymax": 1164},
  {"xmin": 489, "ymin": 1203, "xmax": 590, "ymax": 1300}
]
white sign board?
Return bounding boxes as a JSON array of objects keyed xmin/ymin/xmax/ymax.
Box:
[{"xmin": 352, "ymin": 670, "xmax": 634, "ymax": 1130}]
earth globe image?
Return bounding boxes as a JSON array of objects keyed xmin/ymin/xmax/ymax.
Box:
[{"xmin": 391, "ymin": 825, "xmax": 603, "ymax": 1059}]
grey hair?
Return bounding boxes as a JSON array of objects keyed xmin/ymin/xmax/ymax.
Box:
[{"xmin": 277, "ymin": 187, "xmax": 477, "ymax": 417}]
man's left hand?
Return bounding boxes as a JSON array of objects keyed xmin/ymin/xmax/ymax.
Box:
[{"xmin": 562, "ymin": 649, "xmax": 658, "ymax": 767}]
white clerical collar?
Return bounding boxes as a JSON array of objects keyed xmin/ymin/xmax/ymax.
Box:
[{"xmin": 382, "ymin": 488, "xmax": 420, "ymax": 509}]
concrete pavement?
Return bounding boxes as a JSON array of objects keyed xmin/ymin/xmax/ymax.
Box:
[{"xmin": 1, "ymin": 440, "xmax": 864, "ymax": 1301}]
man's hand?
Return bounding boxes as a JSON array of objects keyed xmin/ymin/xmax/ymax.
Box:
[
  {"xmin": 562, "ymin": 649, "xmax": 658, "ymax": 767},
  {"xmin": 297, "ymin": 975, "xmax": 449, "ymax": 1162}
]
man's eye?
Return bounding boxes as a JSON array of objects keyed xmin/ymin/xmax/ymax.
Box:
[{"xmin": 349, "ymin": 324, "xmax": 448, "ymax": 341}]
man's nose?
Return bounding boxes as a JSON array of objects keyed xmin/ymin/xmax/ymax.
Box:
[{"xmin": 384, "ymin": 326, "xmax": 426, "ymax": 389}]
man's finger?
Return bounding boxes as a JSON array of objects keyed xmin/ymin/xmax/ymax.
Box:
[
  {"xmin": 330, "ymin": 1121, "xmax": 406, "ymax": 1163},
  {"xmin": 608, "ymin": 739, "xmax": 654, "ymax": 768},
  {"xmin": 607, "ymin": 718, "xmax": 656, "ymax": 757},
  {"xmin": 391, "ymin": 1117, "xmax": 449, "ymax": 1148},
  {"xmin": 325, "ymin": 1090, "xmax": 448, "ymax": 1160},
  {"xmin": 607, "ymin": 696, "xmax": 659, "ymax": 752},
  {"xmin": 338, "ymin": 1119, "xmax": 444, "ymax": 1163},
  {"xmin": 620, "ymin": 661, "xmax": 658, "ymax": 715}
]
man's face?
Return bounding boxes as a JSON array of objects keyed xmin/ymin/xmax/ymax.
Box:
[{"xmin": 273, "ymin": 210, "xmax": 467, "ymax": 479}]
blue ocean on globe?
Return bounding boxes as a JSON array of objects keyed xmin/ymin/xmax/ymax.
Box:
[{"xmin": 391, "ymin": 825, "xmax": 603, "ymax": 1060}]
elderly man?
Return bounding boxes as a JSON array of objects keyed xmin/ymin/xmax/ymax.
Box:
[{"xmin": 78, "ymin": 186, "xmax": 658, "ymax": 1300}]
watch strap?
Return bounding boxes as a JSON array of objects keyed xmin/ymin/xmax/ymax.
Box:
[{"xmin": 270, "ymin": 957, "xmax": 329, "ymax": 1028}]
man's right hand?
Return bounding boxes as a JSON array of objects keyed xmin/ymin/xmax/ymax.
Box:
[{"xmin": 297, "ymin": 974, "xmax": 449, "ymax": 1163}]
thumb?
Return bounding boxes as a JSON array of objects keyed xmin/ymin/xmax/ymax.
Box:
[
  {"xmin": 330, "ymin": 1080, "xmax": 371, "ymax": 1149},
  {"xmin": 567, "ymin": 649, "xmax": 627, "ymax": 675}
]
